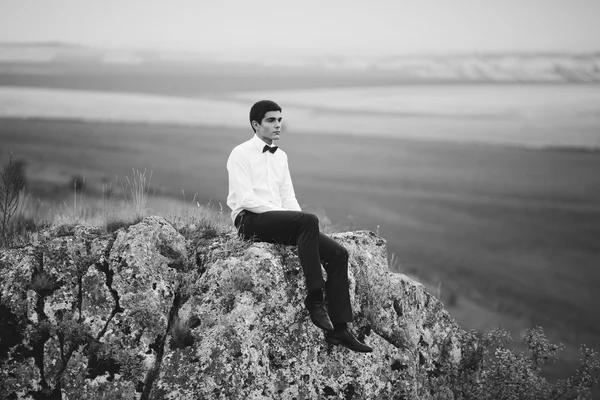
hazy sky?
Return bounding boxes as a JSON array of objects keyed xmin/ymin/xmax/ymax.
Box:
[{"xmin": 1, "ymin": 0, "xmax": 599, "ymax": 55}]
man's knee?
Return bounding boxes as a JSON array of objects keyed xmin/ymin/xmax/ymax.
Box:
[
  {"xmin": 301, "ymin": 212, "xmax": 319, "ymax": 227},
  {"xmin": 326, "ymin": 244, "xmax": 348, "ymax": 265},
  {"xmin": 332, "ymin": 246, "xmax": 349, "ymax": 267}
]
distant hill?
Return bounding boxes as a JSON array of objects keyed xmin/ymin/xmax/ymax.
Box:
[
  {"xmin": 0, "ymin": 42, "xmax": 599, "ymax": 83},
  {"xmin": 0, "ymin": 42, "xmax": 600, "ymax": 83}
]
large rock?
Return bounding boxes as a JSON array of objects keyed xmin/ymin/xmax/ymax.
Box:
[{"xmin": 0, "ymin": 216, "xmax": 468, "ymax": 399}]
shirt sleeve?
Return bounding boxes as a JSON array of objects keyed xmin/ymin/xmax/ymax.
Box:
[
  {"xmin": 227, "ymin": 149, "xmax": 286, "ymax": 213},
  {"xmin": 280, "ymin": 157, "xmax": 302, "ymax": 211}
]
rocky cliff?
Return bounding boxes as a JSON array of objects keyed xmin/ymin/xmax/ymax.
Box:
[{"xmin": 1, "ymin": 216, "xmax": 470, "ymax": 399}]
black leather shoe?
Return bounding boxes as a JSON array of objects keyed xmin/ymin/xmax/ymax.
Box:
[
  {"xmin": 304, "ymin": 297, "xmax": 334, "ymax": 331},
  {"xmin": 326, "ymin": 328, "xmax": 373, "ymax": 353}
]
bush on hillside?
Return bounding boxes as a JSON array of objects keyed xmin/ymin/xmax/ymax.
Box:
[
  {"xmin": 0, "ymin": 155, "xmax": 26, "ymax": 246},
  {"xmin": 445, "ymin": 327, "xmax": 600, "ymax": 399}
]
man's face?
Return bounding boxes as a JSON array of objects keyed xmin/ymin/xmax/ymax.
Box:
[{"xmin": 254, "ymin": 111, "xmax": 282, "ymax": 144}]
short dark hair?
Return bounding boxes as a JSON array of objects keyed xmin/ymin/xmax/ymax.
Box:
[{"xmin": 249, "ymin": 100, "xmax": 282, "ymax": 132}]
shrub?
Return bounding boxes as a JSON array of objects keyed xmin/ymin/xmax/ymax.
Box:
[
  {"xmin": 0, "ymin": 155, "xmax": 37, "ymax": 246},
  {"xmin": 0, "ymin": 155, "xmax": 26, "ymax": 246},
  {"xmin": 445, "ymin": 327, "xmax": 600, "ymax": 399}
]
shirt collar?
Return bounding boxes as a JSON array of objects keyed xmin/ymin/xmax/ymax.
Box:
[{"xmin": 251, "ymin": 134, "xmax": 275, "ymax": 152}]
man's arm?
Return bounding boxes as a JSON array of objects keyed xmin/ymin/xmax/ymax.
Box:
[
  {"xmin": 280, "ymin": 157, "xmax": 301, "ymax": 211},
  {"xmin": 227, "ymin": 150, "xmax": 286, "ymax": 213}
]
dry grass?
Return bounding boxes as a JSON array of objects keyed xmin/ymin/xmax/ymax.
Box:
[
  {"xmin": 49, "ymin": 168, "xmax": 158, "ymax": 234},
  {"xmin": 167, "ymin": 194, "xmax": 229, "ymax": 240},
  {"xmin": 124, "ymin": 168, "xmax": 153, "ymax": 220},
  {"xmin": 0, "ymin": 163, "xmax": 229, "ymax": 246}
]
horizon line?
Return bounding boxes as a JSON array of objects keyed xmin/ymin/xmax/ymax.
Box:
[{"xmin": 1, "ymin": 40, "xmax": 599, "ymax": 58}]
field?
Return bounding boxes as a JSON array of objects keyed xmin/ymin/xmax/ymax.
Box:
[{"xmin": 2, "ymin": 116, "xmax": 600, "ymax": 379}]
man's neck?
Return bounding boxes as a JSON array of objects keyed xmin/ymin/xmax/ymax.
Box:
[{"xmin": 257, "ymin": 135, "xmax": 273, "ymax": 146}]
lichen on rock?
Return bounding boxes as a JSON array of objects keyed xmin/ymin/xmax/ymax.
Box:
[{"xmin": 1, "ymin": 216, "xmax": 469, "ymax": 399}]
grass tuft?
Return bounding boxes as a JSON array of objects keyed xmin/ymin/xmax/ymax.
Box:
[
  {"xmin": 170, "ymin": 316, "xmax": 200, "ymax": 350},
  {"xmin": 124, "ymin": 169, "xmax": 153, "ymax": 220},
  {"xmin": 29, "ymin": 270, "xmax": 62, "ymax": 297},
  {"xmin": 48, "ymin": 169, "xmax": 156, "ymax": 234},
  {"xmin": 231, "ymin": 270, "xmax": 254, "ymax": 292},
  {"xmin": 168, "ymin": 196, "xmax": 230, "ymax": 248}
]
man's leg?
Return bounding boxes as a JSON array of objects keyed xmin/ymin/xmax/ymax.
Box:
[
  {"xmin": 238, "ymin": 210, "xmax": 333, "ymax": 330},
  {"xmin": 237, "ymin": 210, "xmax": 372, "ymax": 352},
  {"xmin": 238, "ymin": 210, "xmax": 325, "ymax": 291},
  {"xmin": 319, "ymin": 234, "xmax": 373, "ymax": 352},
  {"xmin": 318, "ymin": 233, "xmax": 353, "ymax": 324},
  {"xmin": 317, "ymin": 232, "xmax": 372, "ymax": 352}
]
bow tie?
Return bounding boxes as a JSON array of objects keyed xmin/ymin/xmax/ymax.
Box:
[{"xmin": 263, "ymin": 145, "xmax": 278, "ymax": 154}]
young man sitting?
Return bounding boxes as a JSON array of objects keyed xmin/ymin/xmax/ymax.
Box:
[{"xmin": 226, "ymin": 100, "xmax": 372, "ymax": 353}]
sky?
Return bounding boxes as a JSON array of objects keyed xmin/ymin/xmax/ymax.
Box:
[{"xmin": 0, "ymin": 0, "xmax": 599, "ymax": 55}]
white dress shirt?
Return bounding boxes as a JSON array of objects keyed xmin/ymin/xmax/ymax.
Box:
[{"xmin": 227, "ymin": 134, "xmax": 302, "ymax": 223}]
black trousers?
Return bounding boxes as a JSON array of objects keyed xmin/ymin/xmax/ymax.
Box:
[{"xmin": 235, "ymin": 210, "xmax": 353, "ymax": 324}]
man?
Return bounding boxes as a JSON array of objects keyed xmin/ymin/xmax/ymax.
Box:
[{"xmin": 226, "ymin": 100, "xmax": 372, "ymax": 353}]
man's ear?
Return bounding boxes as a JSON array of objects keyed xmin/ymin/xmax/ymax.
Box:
[{"xmin": 252, "ymin": 120, "xmax": 260, "ymax": 130}]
